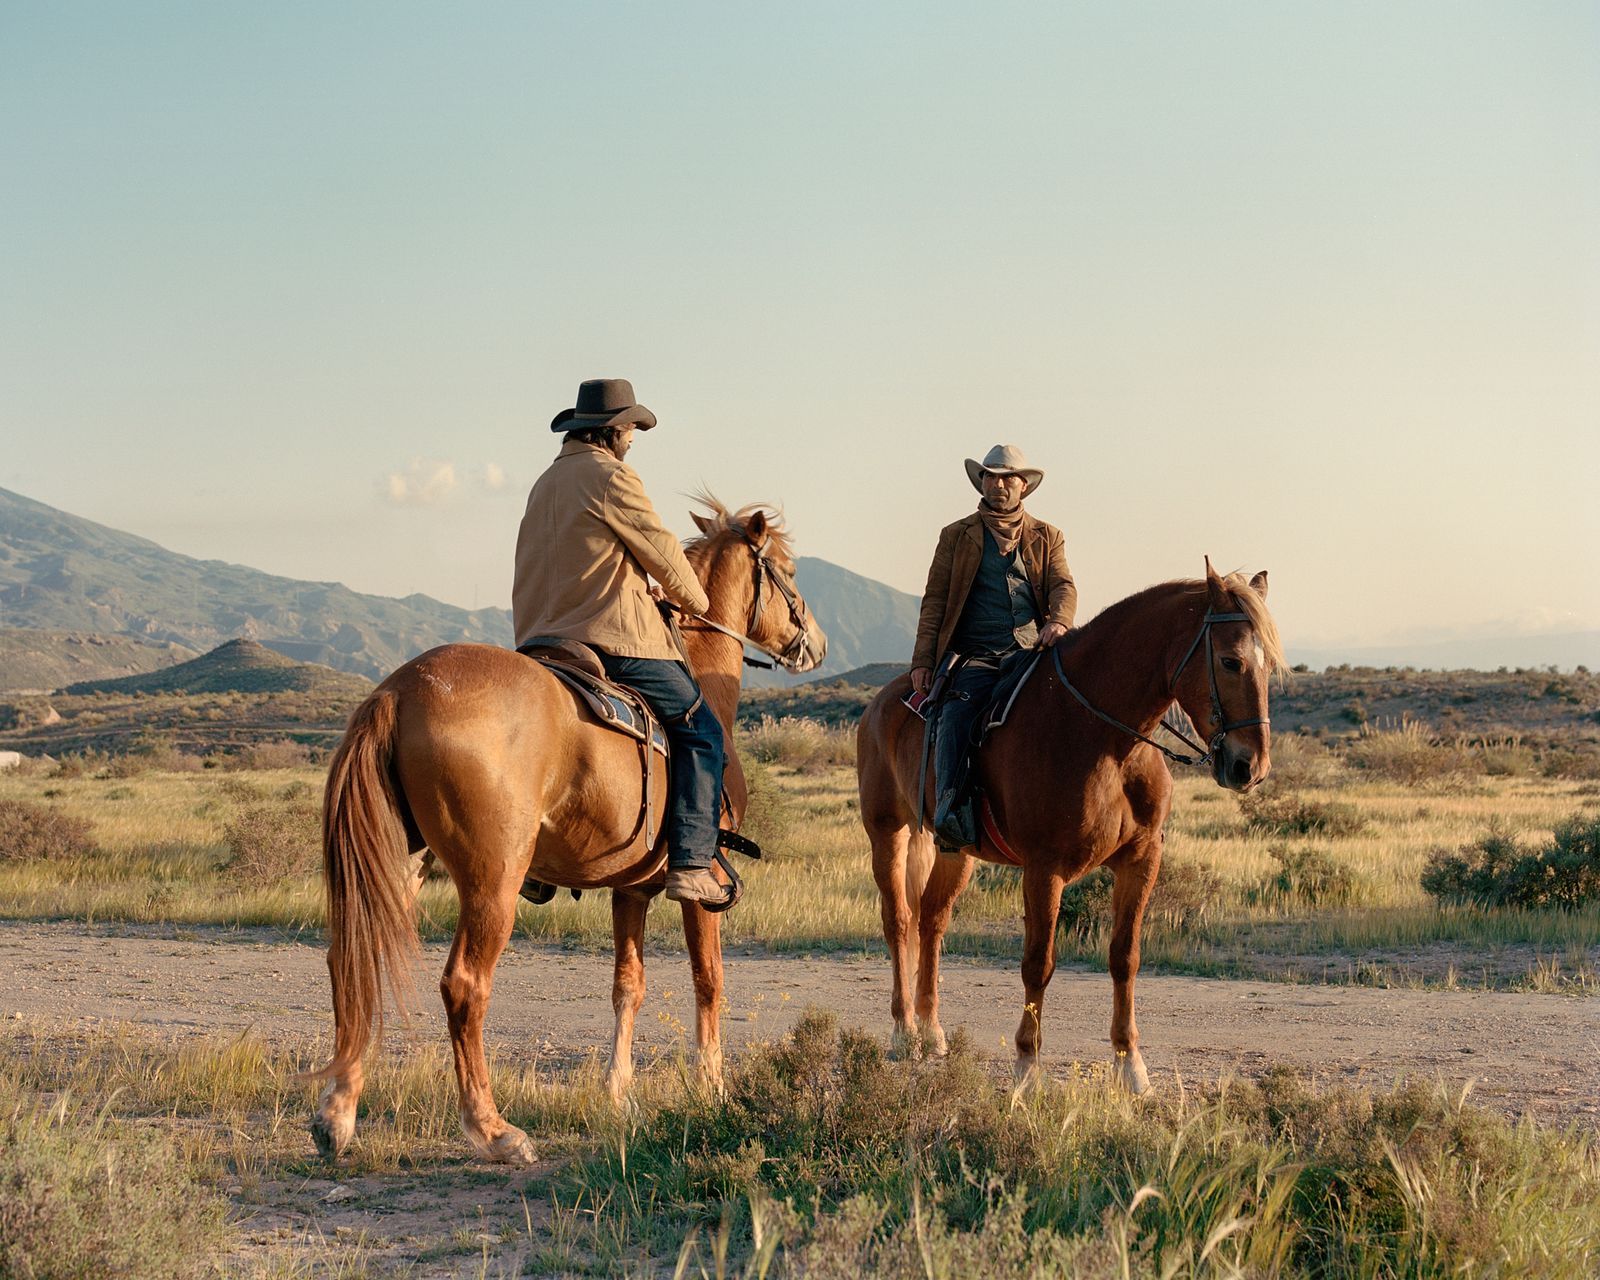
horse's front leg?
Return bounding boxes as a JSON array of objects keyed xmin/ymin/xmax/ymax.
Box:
[
  {"xmin": 605, "ymin": 888, "xmax": 652, "ymax": 1104},
  {"xmin": 1107, "ymin": 835, "xmax": 1161, "ymax": 1094},
  {"xmin": 679, "ymin": 899, "xmax": 725, "ymax": 1094},
  {"xmin": 913, "ymin": 850, "xmax": 974, "ymax": 1057},
  {"xmin": 1013, "ymin": 861, "xmax": 1065, "ymax": 1094},
  {"xmin": 867, "ymin": 820, "xmax": 921, "ymax": 1057}
]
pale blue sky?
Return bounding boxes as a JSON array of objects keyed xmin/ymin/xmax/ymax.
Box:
[{"xmin": 3, "ymin": 2, "xmax": 1596, "ymax": 647}]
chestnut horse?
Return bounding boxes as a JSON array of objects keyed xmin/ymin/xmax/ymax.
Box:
[
  {"xmin": 856, "ymin": 563, "xmax": 1280, "ymax": 1092},
  {"xmin": 306, "ymin": 499, "xmax": 826, "ymax": 1163}
]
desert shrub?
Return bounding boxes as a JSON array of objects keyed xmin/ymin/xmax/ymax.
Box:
[
  {"xmin": 1343, "ymin": 721, "xmax": 1474, "ymax": 786},
  {"xmin": 1237, "ymin": 789, "xmax": 1366, "ymax": 838},
  {"xmin": 1474, "ymin": 735, "xmax": 1536, "ymax": 777},
  {"xmin": 0, "ymin": 798, "xmax": 96, "ymax": 862},
  {"xmin": 1057, "ymin": 857, "xmax": 1224, "ymax": 942},
  {"xmin": 742, "ymin": 715, "xmax": 855, "ymax": 773},
  {"xmin": 215, "ymin": 776, "xmax": 267, "ymax": 803},
  {"xmin": 227, "ymin": 738, "xmax": 313, "ymax": 770},
  {"xmin": 1249, "ymin": 845, "xmax": 1364, "ymax": 907},
  {"xmin": 49, "ymin": 749, "xmax": 110, "ymax": 779},
  {"xmin": 0, "ymin": 1077, "xmax": 229, "ymax": 1280},
  {"xmin": 1422, "ymin": 815, "xmax": 1600, "ymax": 911},
  {"xmin": 1540, "ymin": 742, "xmax": 1600, "ymax": 781},
  {"xmin": 222, "ymin": 800, "xmax": 321, "ymax": 880},
  {"xmin": 737, "ymin": 757, "xmax": 799, "ymax": 856}
]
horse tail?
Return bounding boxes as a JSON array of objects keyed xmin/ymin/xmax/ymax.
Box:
[{"xmin": 303, "ymin": 688, "xmax": 419, "ymax": 1082}]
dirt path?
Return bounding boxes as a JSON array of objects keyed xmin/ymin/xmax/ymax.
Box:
[{"xmin": 5, "ymin": 920, "xmax": 1597, "ymax": 1128}]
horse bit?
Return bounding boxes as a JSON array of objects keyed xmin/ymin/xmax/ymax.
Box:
[
  {"xmin": 1050, "ymin": 609, "xmax": 1269, "ymax": 767},
  {"xmin": 671, "ymin": 537, "xmax": 819, "ymax": 672}
]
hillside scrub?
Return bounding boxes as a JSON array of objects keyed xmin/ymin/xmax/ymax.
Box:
[
  {"xmin": 0, "ymin": 797, "xmax": 96, "ymax": 862},
  {"xmin": 1422, "ymin": 814, "xmax": 1600, "ymax": 911}
]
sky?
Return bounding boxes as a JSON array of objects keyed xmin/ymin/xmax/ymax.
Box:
[{"xmin": 3, "ymin": 1, "xmax": 1597, "ymax": 649}]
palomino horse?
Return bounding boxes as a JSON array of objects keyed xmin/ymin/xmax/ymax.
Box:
[
  {"xmin": 856, "ymin": 563, "xmax": 1280, "ymax": 1091},
  {"xmin": 306, "ymin": 499, "xmax": 826, "ymax": 1163}
]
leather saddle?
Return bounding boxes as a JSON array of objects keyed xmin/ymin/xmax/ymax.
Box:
[{"xmin": 517, "ymin": 639, "xmax": 668, "ymax": 758}]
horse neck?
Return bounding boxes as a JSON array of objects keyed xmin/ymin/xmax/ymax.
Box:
[
  {"xmin": 680, "ymin": 543, "xmax": 753, "ymax": 733},
  {"xmin": 1056, "ymin": 586, "xmax": 1202, "ymax": 740}
]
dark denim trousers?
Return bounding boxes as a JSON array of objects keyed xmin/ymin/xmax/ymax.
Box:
[{"xmin": 598, "ymin": 653, "xmax": 724, "ymax": 871}]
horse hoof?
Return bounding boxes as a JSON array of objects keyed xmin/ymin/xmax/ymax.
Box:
[
  {"xmin": 1114, "ymin": 1052, "xmax": 1151, "ymax": 1096},
  {"xmin": 309, "ymin": 1112, "xmax": 352, "ymax": 1160},
  {"xmin": 924, "ymin": 1025, "xmax": 948, "ymax": 1058},
  {"xmin": 481, "ymin": 1126, "xmax": 536, "ymax": 1166},
  {"xmin": 605, "ymin": 1070, "xmax": 635, "ymax": 1108},
  {"xmin": 1010, "ymin": 1055, "xmax": 1041, "ymax": 1105}
]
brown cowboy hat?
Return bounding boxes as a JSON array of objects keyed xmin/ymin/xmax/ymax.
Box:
[
  {"xmin": 964, "ymin": 444, "xmax": 1043, "ymax": 497},
  {"xmin": 550, "ymin": 378, "xmax": 657, "ymax": 432}
]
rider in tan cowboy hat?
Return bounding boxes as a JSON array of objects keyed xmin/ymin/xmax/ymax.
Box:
[
  {"xmin": 910, "ymin": 444, "xmax": 1077, "ymax": 849},
  {"xmin": 513, "ymin": 378, "xmax": 734, "ymax": 908}
]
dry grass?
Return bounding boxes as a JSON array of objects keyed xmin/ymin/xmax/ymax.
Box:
[
  {"xmin": 1, "ymin": 745, "xmax": 1598, "ymax": 990},
  {"xmin": 5, "ymin": 1015, "xmax": 1598, "ymax": 1279}
]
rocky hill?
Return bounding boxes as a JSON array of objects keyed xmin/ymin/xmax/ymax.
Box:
[
  {"xmin": 0, "ymin": 487, "xmax": 512, "ymax": 681},
  {"xmin": 0, "ymin": 629, "xmax": 198, "ymax": 694},
  {"xmin": 0, "ymin": 487, "xmax": 920, "ymax": 686},
  {"xmin": 63, "ymin": 639, "xmax": 372, "ymax": 699}
]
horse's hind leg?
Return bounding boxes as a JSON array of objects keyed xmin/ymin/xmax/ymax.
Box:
[
  {"xmin": 440, "ymin": 874, "xmax": 533, "ymax": 1163},
  {"xmin": 680, "ymin": 900, "xmax": 725, "ymax": 1094},
  {"xmin": 1013, "ymin": 862, "xmax": 1066, "ymax": 1094},
  {"xmin": 1107, "ymin": 835, "xmax": 1161, "ymax": 1095},
  {"xmin": 913, "ymin": 850, "xmax": 974, "ymax": 1057},
  {"xmin": 605, "ymin": 889, "xmax": 651, "ymax": 1104}
]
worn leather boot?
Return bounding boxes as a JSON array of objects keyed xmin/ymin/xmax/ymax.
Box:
[
  {"xmin": 932, "ymin": 789, "xmax": 978, "ymax": 854},
  {"xmin": 665, "ymin": 866, "xmax": 739, "ymax": 909}
]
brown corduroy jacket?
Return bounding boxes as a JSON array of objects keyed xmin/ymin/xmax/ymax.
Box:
[
  {"xmin": 512, "ymin": 441, "xmax": 710, "ymax": 659},
  {"xmin": 911, "ymin": 509, "xmax": 1077, "ymax": 672}
]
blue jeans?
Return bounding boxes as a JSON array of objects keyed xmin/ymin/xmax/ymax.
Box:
[{"xmin": 598, "ymin": 653, "xmax": 725, "ymax": 872}]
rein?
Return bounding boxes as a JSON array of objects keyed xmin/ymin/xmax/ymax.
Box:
[
  {"xmin": 1049, "ymin": 609, "xmax": 1269, "ymax": 767},
  {"xmin": 673, "ymin": 536, "xmax": 819, "ymax": 673}
]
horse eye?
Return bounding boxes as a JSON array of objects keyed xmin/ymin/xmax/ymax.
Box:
[{"xmin": 1220, "ymin": 657, "xmax": 1244, "ymax": 674}]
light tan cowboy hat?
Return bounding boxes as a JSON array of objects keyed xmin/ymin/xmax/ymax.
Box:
[
  {"xmin": 550, "ymin": 378, "xmax": 657, "ymax": 432},
  {"xmin": 965, "ymin": 444, "xmax": 1043, "ymax": 498}
]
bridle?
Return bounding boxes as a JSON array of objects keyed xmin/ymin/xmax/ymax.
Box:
[
  {"xmin": 1049, "ymin": 608, "xmax": 1269, "ymax": 768},
  {"xmin": 673, "ymin": 536, "xmax": 820, "ymax": 673}
]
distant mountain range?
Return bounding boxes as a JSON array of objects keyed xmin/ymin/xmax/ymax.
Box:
[{"xmin": 0, "ymin": 487, "xmax": 918, "ymax": 689}]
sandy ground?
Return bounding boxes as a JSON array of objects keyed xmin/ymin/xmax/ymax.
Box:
[{"xmin": 5, "ymin": 919, "xmax": 1597, "ymax": 1129}]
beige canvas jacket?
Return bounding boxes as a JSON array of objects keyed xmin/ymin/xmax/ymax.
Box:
[
  {"xmin": 911, "ymin": 509, "xmax": 1077, "ymax": 672},
  {"xmin": 512, "ymin": 441, "xmax": 710, "ymax": 660}
]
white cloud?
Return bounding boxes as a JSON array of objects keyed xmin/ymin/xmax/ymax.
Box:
[
  {"xmin": 481, "ymin": 461, "xmax": 509, "ymax": 492},
  {"xmin": 383, "ymin": 458, "xmax": 458, "ymax": 506}
]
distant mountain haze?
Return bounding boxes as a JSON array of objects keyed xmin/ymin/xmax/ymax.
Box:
[
  {"xmin": 0, "ymin": 487, "xmax": 919, "ymax": 688},
  {"xmin": 3, "ymin": 487, "xmax": 1592, "ymax": 691}
]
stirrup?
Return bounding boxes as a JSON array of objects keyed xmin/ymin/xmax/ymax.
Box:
[{"xmin": 519, "ymin": 878, "xmax": 583, "ymax": 905}]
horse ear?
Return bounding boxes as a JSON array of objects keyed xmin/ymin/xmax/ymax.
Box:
[
  {"xmin": 745, "ymin": 510, "xmax": 768, "ymax": 541},
  {"xmin": 690, "ymin": 512, "xmax": 715, "ymax": 534},
  {"xmin": 1250, "ymin": 569, "xmax": 1269, "ymax": 600},
  {"xmin": 1204, "ymin": 555, "xmax": 1229, "ymax": 610}
]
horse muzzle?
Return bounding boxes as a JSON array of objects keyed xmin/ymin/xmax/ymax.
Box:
[{"xmin": 1212, "ymin": 737, "xmax": 1270, "ymax": 792}]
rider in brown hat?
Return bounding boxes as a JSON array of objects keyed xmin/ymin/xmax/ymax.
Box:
[
  {"xmin": 910, "ymin": 445, "xmax": 1077, "ymax": 849},
  {"xmin": 513, "ymin": 378, "xmax": 734, "ymax": 907}
]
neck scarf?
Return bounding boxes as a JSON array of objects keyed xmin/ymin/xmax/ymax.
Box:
[{"xmin": 977, "ymin": 500, "xmax": 1026, "ymax": 556}]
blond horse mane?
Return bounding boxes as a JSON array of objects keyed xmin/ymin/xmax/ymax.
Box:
[{"xmin": 682, "ymin": 491, "xmax": 795, "ymax": 570}]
